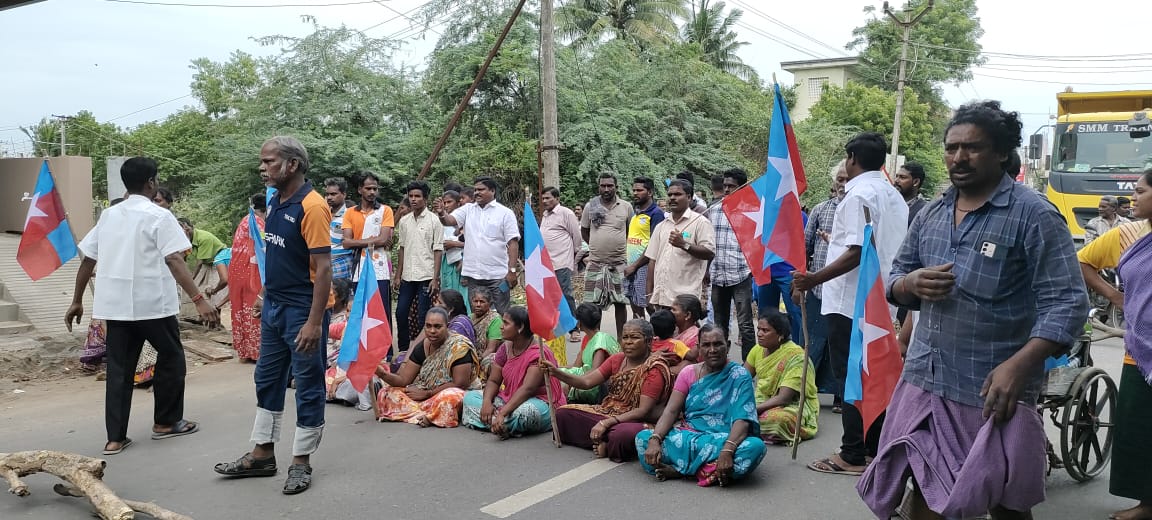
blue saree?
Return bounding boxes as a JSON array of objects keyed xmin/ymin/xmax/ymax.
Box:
[{"xmin": 635, "ymin": 362, "xmax": 767, "ymax": 481}]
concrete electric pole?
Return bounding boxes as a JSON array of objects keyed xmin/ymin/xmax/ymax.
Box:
[
  {"xmin": 51, "ymin": 114, "xmax": 72, "ymax": 156},
  {"xmin": 539, "ymin": 0, "xmax": 560, "ymax": 190},
  {"xmin": 883, "ymin": 0, "xmax": 933, "ymax": 175}
]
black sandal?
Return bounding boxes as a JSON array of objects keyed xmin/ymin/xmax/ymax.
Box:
[
  {"xmin": 213, "ymin": 453, "xmax": 277, "ymax": 478},
  {"xmin": 282, "ymin": 463, "xmax": 312, "ymax": 495}
]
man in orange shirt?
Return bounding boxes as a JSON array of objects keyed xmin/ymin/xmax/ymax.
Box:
[
  {"xmin": 341, "ymin": 171, "xmax": 395, "ymax": 329},
  {"xmin": 214, "ymin": 136, "xmax": 333, "ymax": 495}
]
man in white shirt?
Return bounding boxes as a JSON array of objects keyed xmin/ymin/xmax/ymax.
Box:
[
  {"xmin": 394, "ymin": 180, "xmax": 444, "ymax": 351},
  {"xmin": 539, "ymin": 186, "xmax": 581, "ymax": 315},
  {"xmin": 435, "ymin": 176, "xmax": 521, "ymax": 314},
  {"xmin": 66, "ymin": 157, "xmax": 218, "ymax": 456},
  {"xmin": 793, "ymin": 132, "xmax": 908, "ymax": 476}
]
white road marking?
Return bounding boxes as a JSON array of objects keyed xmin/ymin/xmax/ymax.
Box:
[{"xmin": 480, "ymin": 458, "xmax": 621, "ymax": 518}]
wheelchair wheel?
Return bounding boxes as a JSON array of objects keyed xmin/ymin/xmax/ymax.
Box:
[{"xmin": 1059, "ymin": 367, "xmax": 1117, "ymax": 482}]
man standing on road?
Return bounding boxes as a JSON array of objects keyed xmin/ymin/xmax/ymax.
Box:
[
  {"xmin": 581, "ymin": 173, "xmax": 633, "ymax": 338},
  {"xmin": 324, "ymin": 177, "xmax": 353, "ymax": 280},
  {"xmin": 858, "ymin": 101, "xmax": 1088, "ymax": 519},
  {"xmin": 1085, "ymin": 195, "xmax": 1131, "ymax": 242},
  {"xmin": 214, "ymin": 136, "xmax": 333, "ymax": 495},
  {"xmin": 893, "ymin": 161, "xmax": 928, "ymax": 224},
  {"xmin": 803, "ymin": 161, "xmax": 848, "ymax": 401},
  {"xmin": 342, "ymin": 171, "xmax": 395, "ymax": 327},
  {"xmin": 644, "ymin": 179, "xmax": 715, "ymax": 310},
  {"xmin": 1118, "ymin": 196, "xmax": 1133, "ymax": 219},
  {"xmin": 394, "ymin": 180, "xmax": 444, "ymax": 352},
  {"xmin": 435, "ymin": 177, "xmax": 520, "ymax": 314},
  {"xmin": 703, "ymin": 168, "xmax": 755, "ymax": 360},
  {"xmin": 540, "ymin": 186, "xmax": 581, "ymax": 317},
  {"xmin": 67, "ymin": 156, "xmax": 217, "ymax": 456},
  {"xmin": 793, "ymin": 132, "xmax": 907, "ymax": 477},
  {"xmin": 623, "ymin": 176, "xmax": 664, "ymax": 320}
]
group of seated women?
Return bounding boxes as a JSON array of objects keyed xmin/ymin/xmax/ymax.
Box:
[{"xmin": 322, "ymin": 286, "xmax": 820, "ymax": 487}]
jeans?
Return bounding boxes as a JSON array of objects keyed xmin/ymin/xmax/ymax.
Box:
[
  {"xmin": 756, "ymin": 272, "xmax": 805, "ymax": 347},
  {"xmin": 827, "ymin": 312, "xmax": 885, "ymax": 466},
  {"xmin": 255, "ymin": 300, "xmax": 329, "ymax": 432},
  {"xmin": 804, "ymin": 295, "xmax": 836, "ymax": 394},
  {"xmin": 105, "ymin": 316, "xmax": 185, "ymax": 442},
  {"xmin": 711, "ymin": 276, "xmax": 756, "ymax": 361},
  {"xmin": 395, "ymin": 279, "xmax": 432, "ymax": 351}
]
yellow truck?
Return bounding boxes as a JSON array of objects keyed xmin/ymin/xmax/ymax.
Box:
[{"xmin": 1046, "ymin": 90, "xmax": 1152, "ymax": 238}]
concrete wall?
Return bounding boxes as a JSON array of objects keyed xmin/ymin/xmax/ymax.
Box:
[
  {"xmin": 790, "ymin": 67, "xmax": 859, "ymax": 121},
  {"xmin": 0, "ymin": 156, "xmax": 95, "ymax": 238}
]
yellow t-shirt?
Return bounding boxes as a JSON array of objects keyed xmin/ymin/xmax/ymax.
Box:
[{"xmin": 1077, "ymin": 220, "xmax": 1152, "ymax": 365}]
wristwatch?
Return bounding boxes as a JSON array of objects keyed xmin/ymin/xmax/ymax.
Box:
[
  {"xmin": 681, "ymin": 243, "xmax": 691, "ymax": 252},
  {"xmin": 509, "ymin": 267, "xmax": 519, "ymax": 273}
]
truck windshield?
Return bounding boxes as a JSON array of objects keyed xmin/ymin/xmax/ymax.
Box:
[{"xmin": 1054, "ymin": 122, "xmax": 1152, "ymax": 172}]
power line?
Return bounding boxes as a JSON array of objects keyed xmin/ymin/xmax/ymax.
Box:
[
  {"xmin": 105, "ymin": 0, "xmax": 379, "ymax": 7},
  {"xmin": 910, "ymin": 41, "xmax": 1152, "ymax": 62},
  {"xmin": 733, "ymin": 20, "xmax": 827, "ymax": 60},
  {"xmin": 107, "ymin": 94, "xmax": 194, "ymax": 122},
  {"xmin": 369, "ymin": 0, "xmax": 440, "ymax": 36},
  {"xmin": 360, "ymin": 0, "xmax": 428, "ymax": 32},
  {"xmin": 728, "ymin": 0, "xmax": 848, "ymax": 57},
  {"xmin": 972, "ymin": 72, "xmax": 1152, "ymax": 87},
  {"xmin": 68, "ymin": 124, "xmax": 196, "ymax": 168}
]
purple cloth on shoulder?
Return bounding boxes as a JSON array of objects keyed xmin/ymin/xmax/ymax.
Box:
[
  {"xmin": 1118, "ymin": 232, "xmax": 1152, "ymax": 382},
  {"xmin": 856, "ymin": 380, "xmax": 1047, "ymax": 519}
]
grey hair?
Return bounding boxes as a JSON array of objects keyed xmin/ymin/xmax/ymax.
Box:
[
  {"xmin": 1099, "ymin": 195, "xmax": 1120, "ymax": 209},
  {"xmin": 829, "ymin": 159, "xmax": 847, "ymax": 181},
  {"xmin": 623, "ymin": 319, "xmax": 654, "ymax": 341},
  {"xmin": 263, "ymin": 136, "xmax": 310, "ymax": 175}
]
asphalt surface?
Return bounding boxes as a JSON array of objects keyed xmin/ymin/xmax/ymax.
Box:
[{"xmin": 0, "ymin": 336, "xmax": 1135, "ymax": 520}]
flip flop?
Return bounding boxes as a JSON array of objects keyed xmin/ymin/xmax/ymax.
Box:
[
  {"xmin": 807, "ymin": 456, "xmax": 865, "ymax": 476},
  {"xmin": 103, "ymin": 438, "xmax": 133, "ymax": 455},
  {"xmin": 151, "ymin": 419, "xmax": 199, "ymax": 440}
]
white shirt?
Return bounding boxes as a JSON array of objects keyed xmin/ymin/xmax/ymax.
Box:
[
  {"xmin": 451, "ymin": 201, "xmax": 521, "ymax": 279},
  {"xmin": 821, "ymin": 171, "xmax": 908, "ymax": 318},
  {"xmin": 78, "ymin": 195, "xmax": 192, "ymax": 320}
]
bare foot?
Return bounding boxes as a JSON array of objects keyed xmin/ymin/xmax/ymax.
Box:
[
  {"xmin": 654, "ymin": 465, "xmax": 683, "ymax": 482},
  {"xmin": 592, "ymin": 443, "xmax": 608, "ymax": 458},
  {"xmin": 417, "ymin": 416, "xmax": 432, "ymax": 428},
  {"xmin": 1110, "ymin": 503, "xmax": 1152, "ymax": 520}
]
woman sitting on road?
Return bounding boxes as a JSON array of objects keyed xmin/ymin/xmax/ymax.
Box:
[
  {"xmin": 560, "ymin": 303, "xmax": 620, "ymax": 404},
  {"xmin": 671, "ymin": 294, "xmax": 704, "ymax": 350},
  {"xmin": 543, "ymin": 319, "xmax": 672, "ymax": 461},
  {"xmin": 636, "ymin": 324, "xmax": 766, "ymax": 487},
  {"xmin": 375, "ymin": 308, "xmax": 480, "ymax": 428},
  {"xmin": 462, "ymin": 307, "xmax": 566, "ymax": 438},
  {"xmin": 404, "ymin": 289, "xmax": 476, "ymax": 351},
  {"xmin": 470, "ymin": 288, "xmax": 503, "ymax": 378},
  {"xmin": 744, "ymin": 310, "xmax": 818, "ymax": 444}
]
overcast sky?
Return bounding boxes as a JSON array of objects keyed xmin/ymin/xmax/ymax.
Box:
[{"xmin": 1, "ymin": 0, "xmax": 1149, "ymax": 158}]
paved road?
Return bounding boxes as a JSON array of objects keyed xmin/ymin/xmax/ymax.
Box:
[{"xmin": 0, "ymin": 336, "xmax": 1134, "ymax": 520}]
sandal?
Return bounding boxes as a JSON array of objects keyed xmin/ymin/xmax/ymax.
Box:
[
  {"xmin": 151, "ymin": 419, "xmax": 199, "ymax": 440},
  {"xmin": 103, "ymin": 438, "xmax": 133, "ymax": 455},
  {"xmin": 213, "ymin": 453, "xmax": 278, "ymax": 478},
  {"xmin": 807, "ymin": 456, "xmax": 865, "ymax": 476},
  {"xmin": 282, "ymin": 463, "xmax": 312, "ymax": 495}
]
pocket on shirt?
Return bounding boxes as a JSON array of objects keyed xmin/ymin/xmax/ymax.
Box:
[{"xmin": 956, "ymin": 233, "xmax": 1016, "ymax": 300}]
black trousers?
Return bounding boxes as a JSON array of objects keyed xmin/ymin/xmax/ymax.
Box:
[
  {"xmin": 827, "ymin": 313, "xmax": 886, "ymax": 467},
  {"xmin": 105, "ymin": 316, "xmax": 186, "ymax": 442}
]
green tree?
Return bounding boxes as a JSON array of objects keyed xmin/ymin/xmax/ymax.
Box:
[
  {"xmin": 21, "ymin": 111, "xmax": 125, "ymax": 199},
  {"xmin": 123, "ymin": 110, "xmax": 216, "ymax": 195},
  {"xmin": 847, "ymin": 0, "xmax": 984, "ymax": 106},
  {"xmin": 557, "ymin": 0, "xmax": 687, "ymax": 47},
  {"xmin": 681, "ymin": 0, "xmax": 754, "ymax": 79}
]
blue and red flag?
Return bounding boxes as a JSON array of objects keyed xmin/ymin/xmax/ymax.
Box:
[
  {"xmin": 251, "ymin": 187, "xmax": 276, "ymax": 284},
  {"xmin": 338, "ymin": 257, "xmax": 393, "ymax": 392},
  {"xmin": 523, "ymin": 201, "xmax": 576, "ymax": 340},
  {"xmin": 722, "ymin": 83, "xmax": 808, "ymax": 284},
  {"xmin": 844, "ymin": 224, "xmax": 903, "ymax": 432},
  {"xmin": 17, "ymin": 161, "xmax": 78, "ymax": 281}
]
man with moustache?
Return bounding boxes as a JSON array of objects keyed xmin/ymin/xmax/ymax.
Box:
[
  {"xmin": 436, "ymin": 177, "xmax": 520, "ymax": 314},
  {"xmin": 214, "ymin": 136, "xmax": 333, "ymax": 495},
  {"xmin": 540, "ymin": 186, "xmax": 582, "ymax": 315},
  {"xmin": 893, "ymin": 161, "xmax": 928, "ymax": 225},
  {"xmin": 858, "ymin": 101, "xmax": 1087, "ymax": 519},
  {"xmin": 623, "ymin": 176, "xmax": 664, "ymax": 320},
  {"xmin": 342, "ymin": 171, "xmax": 395, "ymax": 327},
  {"xmin": 323, "ymin": 177, "xmax": 353, "ymax": 280},
  {"xmin": 581, "ymin": 173, "xmax": 633, "ymax": 338},
  {"xmin": 644, "ymin": 180, "xmax": 715, "ymax": 310}
]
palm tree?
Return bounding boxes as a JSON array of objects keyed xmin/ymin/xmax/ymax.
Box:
[
  {"xmin": 681, "ymin": 0, "xmax": 753, "ymax": 79},
  {"xmin": 557, "ymin": 0, "xmax": 687, "ymax": 47}
]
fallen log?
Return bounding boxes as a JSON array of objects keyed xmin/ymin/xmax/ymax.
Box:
[{"xmin": 1, "ymin": 450, "xmax": 192, "ymax": 519}]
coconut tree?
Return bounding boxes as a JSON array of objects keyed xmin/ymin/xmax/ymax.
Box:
[
  {"xmin": 681, "ymin": 0, "xmax": 753, "ymax": 79},
  {"xmin": 557, "ymin": 0, "xmax": 687, "ymax": 47}
]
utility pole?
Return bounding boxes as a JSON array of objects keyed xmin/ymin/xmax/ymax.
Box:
[
  {"xmin": 539, "ymin": 0, "xmax": 560, "ymax": 189},
  {"xmin": 883, "ymin": 0, "xmax": 932, "ymax": 175},
  {"xmin": 51, "ymin": 114, "xmax": 72, "ymax": 156}
]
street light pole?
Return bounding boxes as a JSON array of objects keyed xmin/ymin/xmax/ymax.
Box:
[{"xmin": 884, "ymin": 0, "xmax": 933, "ymax": 175}]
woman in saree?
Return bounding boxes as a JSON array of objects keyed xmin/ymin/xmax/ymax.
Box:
[
  {"xmin": 636, "ymin": 324, "xmax": 767, "ymax": 487},
  {"xmin": 228, "ymin": 192, "xmax": 266, "ymax": 362},
  {"xmin": 438, "ymin": 190, "xmax": 467, "ymax": 306},
  {"xmin": 403, "ymin": 289, "xmax": 475, "ymax": 351},
  {"xmin": 559, "ymin": 303, "xmax": 619, "ymax": 404},
  {"xmin": 470, "ymin": 288, "xmax": 503, "ymax": 378},
  {"xmin": 462, "ymin": 306, "xmax": 566, "ymax": 438},
  {"xmin": 671, "ymin": 294, "xmax": 704, "ymax": 350},
  {"xmin": 743, "ymin": 310, "xmax": 818, "ymax": 444},
  {"xmin": 1079, "ymin": 170, "xmax": 1152, "ymax": 520},
  {"xmin": 375, "ymin": 308, "xmax": 480, "ymax": 428},
  {"xmin": 542, "ymin": 319, "xmax": 671, "ymax": 461}
]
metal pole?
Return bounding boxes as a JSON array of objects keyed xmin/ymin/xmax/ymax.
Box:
[
  {"xmin": 539, "ymin": 0, "xmax": 560, "ymax": 189},
  {"xmin": 416, "ymin": 0, "xmax": 530, "ymax": 180},
  {"xmin": 883, "ymin": 0, "xmax": 933, "ymax": 174}
]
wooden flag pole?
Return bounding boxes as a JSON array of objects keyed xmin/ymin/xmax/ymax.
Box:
[
  {"xmin": 791, "ymin": 289, "xmax": 813, "ymax": 461},
  {"xmin": 537, "ymin": 337, "xmax": 563, "ymax": 448}
]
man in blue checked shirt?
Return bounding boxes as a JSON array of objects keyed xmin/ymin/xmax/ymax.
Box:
[
  {"xmin": 324, "ymin": 177, "xmax": 353, "ymax": 280},
  {"xmin": 858, "ymin": 101, "xmax": 1088, "ymax": 520}
]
